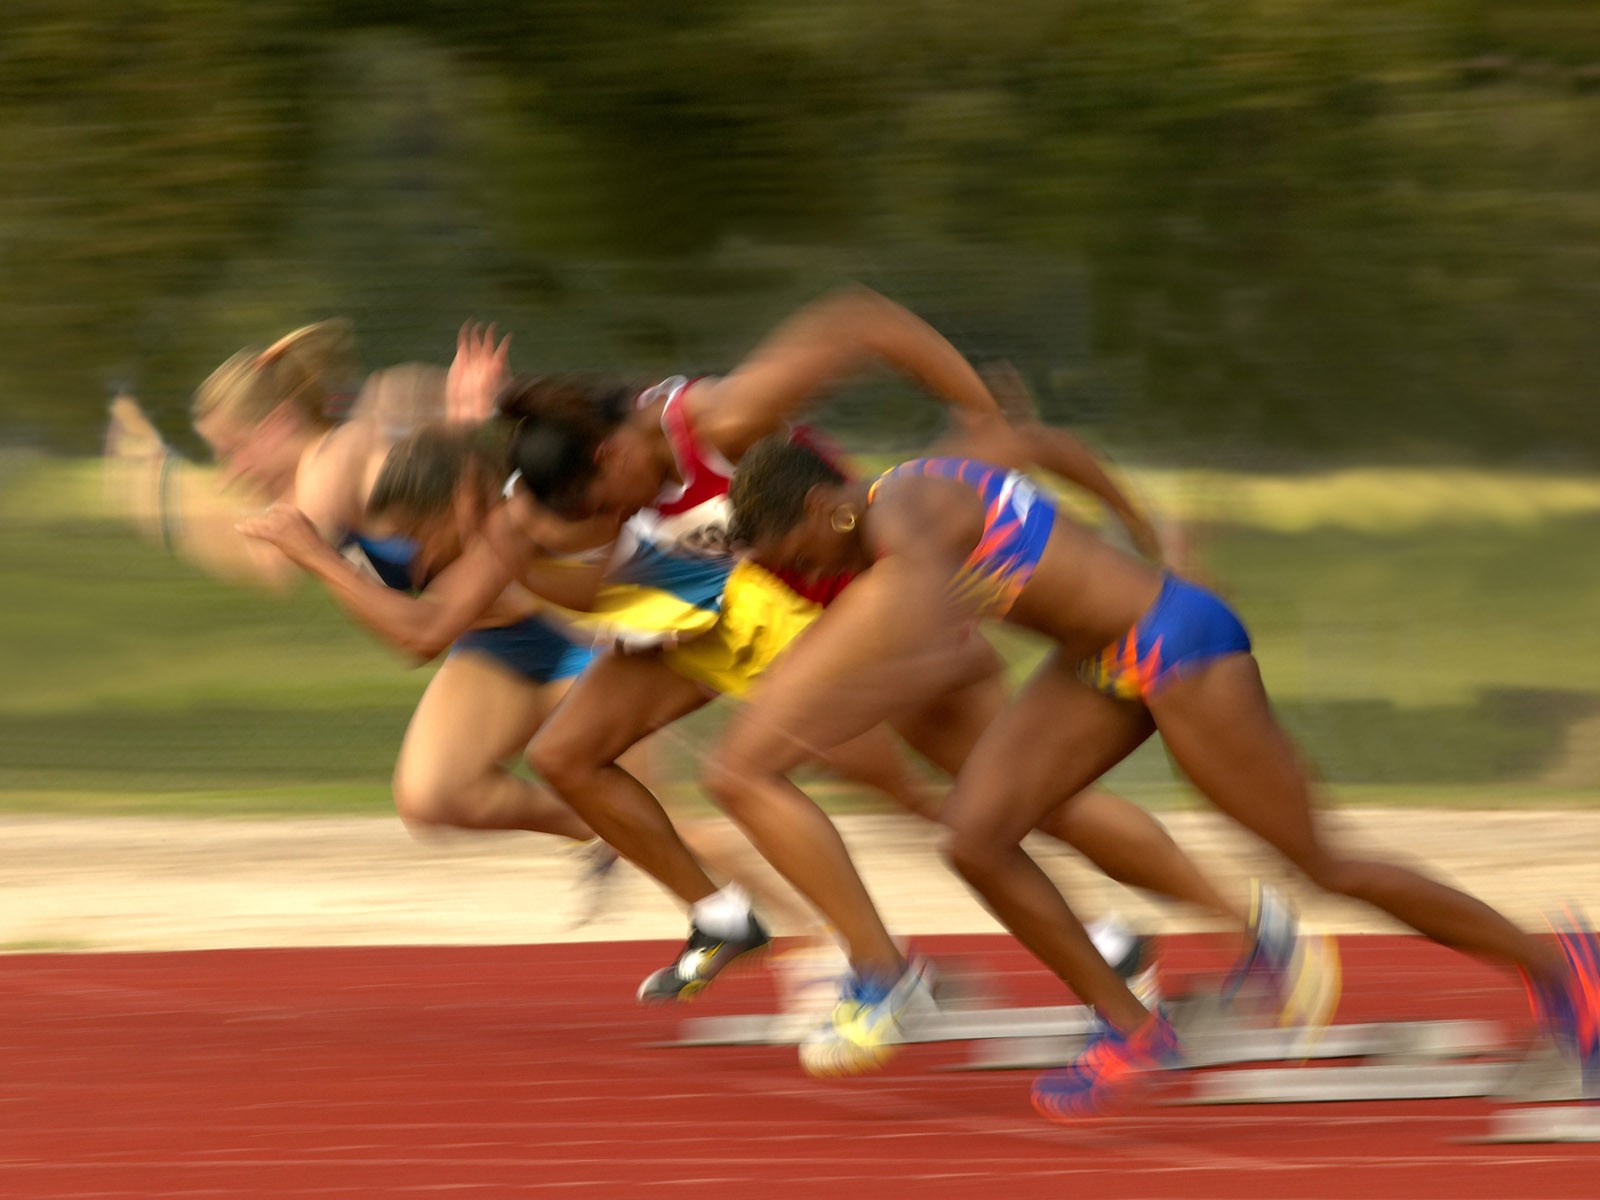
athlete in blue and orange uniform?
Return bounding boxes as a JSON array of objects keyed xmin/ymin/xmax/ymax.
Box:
[{"xmin": 722, "ymin": 432, "xmax": 1600, "ymax": 1113}]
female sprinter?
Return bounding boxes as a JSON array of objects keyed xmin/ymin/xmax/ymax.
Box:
[
  {"xmin": 103, "ymin": 320, "xmax": 598, "ymax": 857},
  {"xmin": 719, "ymin": 431, "xmax": 1600, "ymax": 1114}
]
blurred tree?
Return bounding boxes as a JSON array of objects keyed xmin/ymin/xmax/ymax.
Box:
[{"xmin": 2, "ymin": 0, "xmax": 1599, "ymax": 460}]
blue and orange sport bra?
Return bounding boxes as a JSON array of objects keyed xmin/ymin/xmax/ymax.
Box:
[{"xmin": 866, "ymin": 457, "xmax": 1056, "ymax": 617}]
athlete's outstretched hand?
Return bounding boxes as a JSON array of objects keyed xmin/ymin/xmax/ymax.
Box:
[
  {"xmin": 105, "ymin": 395, "xmax": 164, "ymax": 459},
  {"xmin": 102, "ymin": 394, "xmax": 168, "ymax": 537},
  {"xmin": 237, "ymin": 502, "xmax": 325, "ymax": 568},
  {"xmin": 971, "ymin": 363, "xmax": 1166, "ymax": 565},
  {"xmin": 446, "ymin": 321, "xmax": 512, "ymax": 423}
]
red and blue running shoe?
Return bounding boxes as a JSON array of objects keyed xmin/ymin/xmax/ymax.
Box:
[
  {"xmin": 1525, "ymin": 906, "xmax": 1600, "ymax": 1097},
  {"xmin": 1031, "ymin": 1011, "xmax": 1180, "ymax": 1120}
]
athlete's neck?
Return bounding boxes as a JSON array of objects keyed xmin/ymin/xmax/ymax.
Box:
[
  {"xmin": 282, "ymin": 425, "xmax": 336, "ymax": 501},
  {"xmin": 637, "ymin": 409, "xmax": 683, "ymax": 489}
]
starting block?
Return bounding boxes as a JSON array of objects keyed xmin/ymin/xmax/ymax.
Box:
[
  {"xmin": 658, "ymin": 1002, "xmax": 1099, "ymax": 1049},
  {"xmin": 1475, "ymin": 1105, "xmax": 1600, "ymax": 1143},
  {"xmin": 1180, "ymin": 1040, "xmax": 1590, "ymax": 1106},
  {"xmin": 962, "ymin": 1017, "xmax": 1503, "ymax": 1072},
  {"xmin": 1184, "ymin": 1062, "xmax": 1512, "ymax": 1104},
  {"xmin": 660, "ymin": 989, "xmax": 1504, "ymax": 1069}
]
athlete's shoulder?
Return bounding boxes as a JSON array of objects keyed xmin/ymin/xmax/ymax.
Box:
[
  {"xmin": 636, "ymin": 374, "xmax": 695, "ymax": 411},
  {"xmin": 295, "ymin": 424, "xmax": 374, "ymax": 534},
  {"xmin": 868, "ymin": 459, "xmax": 996, "ymax": 541}
]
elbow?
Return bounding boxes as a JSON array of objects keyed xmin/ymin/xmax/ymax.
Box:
[
  {"xmin": 242, "ymin": 561, "xmax": 302, "ymax": 597},
  {"xmin": 806, "ymin": 284, "xmax": 891, "ymax": 336},
  {"xmin": 401, "ymin": 632, "xmax": 452, "ymax": 664},
  {"xmin": 830, "ymin": 284, "xmax": 895, "ymax": 327},
  {"xmin": 386, "ymin": 617, "xmax": 454, "ymax": 663}
]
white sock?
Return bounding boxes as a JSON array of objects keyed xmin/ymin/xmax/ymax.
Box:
[
  {"xmin": 690, "ymin": 883, "xmax": 753, "ymax": 938},
  {"xmin": 1087, "ymin": 912, "xmax": 1136, "ymax": 968}
]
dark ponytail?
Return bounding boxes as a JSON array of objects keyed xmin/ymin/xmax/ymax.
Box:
[
  {"xmin": 368, "ymin": 422, "xmax": 504, "ymax": 525},
  {"xmin": 496, "ymin": 374, "xmax": 634, "ymax": 516}
]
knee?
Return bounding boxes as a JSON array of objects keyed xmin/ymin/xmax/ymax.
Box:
[
  {"xmin": 527, "ymin": 727, "xmax": 596, "ymax": 794},
  {"xmin": 941, "ymin": 822, "xmax": 1009, "ymax": 889},
  {"xmin": 391, "ymin": 765, "xmax": 455, "ymax": 831},
  {"xmin": 698, "ymin": 746, "xmax": 760, "ymax": 818}
]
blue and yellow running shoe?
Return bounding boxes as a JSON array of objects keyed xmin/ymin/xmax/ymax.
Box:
[
  {"xmin": 1526, "ymin": 906, "xmax": 1600, "ymax": 1097},
  {"xmin": 799, "ymin": 958, "xmax": 937, "ymax": 1077},
  {"xmin": 1225, "ymin": 881, "xmax": 1341, "ymax": 1038},
  {"xmin": 1032, "ymin": 1012, "xmax": 1180, "ymax": 1120}
]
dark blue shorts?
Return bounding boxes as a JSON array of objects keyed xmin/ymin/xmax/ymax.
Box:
[
  {"xmin": 1079, "ymin": 575, "xmax": 1252, "ymax": 700},
  {"xmin": 450, "ymin": 617, "xmax": 594, "ymax": 685}
]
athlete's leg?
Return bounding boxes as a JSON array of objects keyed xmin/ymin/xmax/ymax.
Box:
[
  {"xmin": 677, "ymin": 819, "xmax": 823, "ymax": 935},
  {"xmin": 392, "ymin": 653, "xmax": 592, "ymax": 841},
  {"xmin": 894, "ymin": 659, "xmax": 1243, "ymax": 925},
  {"xmin": 527, "ymin": 648, "xmax": 719, "ymax": 906},
  {"xmin": 940, "ymin": 649, "xmax": 1158, "ymax": 1032},
  {"xmin": 703, "ymin": 562, "xmax": 992, "ymax": 975},
  {"xmin": 812, "ymin": 724, "xmax": 938, "ymax": 818},
  {"xmin": 1042, "ymin": 792, "xmax": 1243, "ymax": 925},
  {"xmin": 1149, "ymin": 653, "xmax": 1564, "ymax": 980}
]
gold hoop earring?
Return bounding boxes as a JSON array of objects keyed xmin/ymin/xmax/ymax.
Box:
[{"xmin": 829, "ymin": 506, "xmax": 858, "ymax": 534}]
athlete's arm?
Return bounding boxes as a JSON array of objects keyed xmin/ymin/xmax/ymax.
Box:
[
  {"xmin": 1012, "ymin": 422, "xmax": 1161, "ymax": 561},
  {"xmin": 504, "ymin": 552, "xmax": 611, "ymax": 614},
  {"xmin": 491, "ymin": 495, "xmax": 618, "ymax": 612},
  {"xmin": 688, "ymin": 287, "xmax": 1007, "ymax": 461},
  {"xmin": 160, "ymin": 469, "xmax": 308, "ymax": 593},
  {"xmin": 933, "ymin": 409, "xmax": 1162, "ymax": 563},
  {"xmin": 239, "ymin": 505, "xmax": 520, "ymax": 662},
  {"xmin": 101, "ymin": 397, "xmax": 360, "ymax": 594},
  {"xmin": 292, "ymin": 422, "xmax": 371, "ymax": 539}
]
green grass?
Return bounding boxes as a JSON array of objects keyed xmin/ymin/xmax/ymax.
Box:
[
  {"xmin": 0, "ymin": 938, "xmax": 96, "ymax": 953},
  {"xmin": 0, "ymin": 783, "xmax": 396, "ymax": 817},
  {"xmin": 4, "ymin": 457, "xmax": 1599, "ymax": 815}
]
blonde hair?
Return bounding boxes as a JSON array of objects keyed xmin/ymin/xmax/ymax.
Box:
[{"xmin": 192, "ymin": 318, "xmax": 358, "ymax": 430}]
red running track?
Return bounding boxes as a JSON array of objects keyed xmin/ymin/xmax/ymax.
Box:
[{"xmin": 0, "ymin": 935, "xmax": 1594, "ymax": 1199}]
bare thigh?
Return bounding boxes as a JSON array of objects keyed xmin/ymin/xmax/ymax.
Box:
[
  {"xmin": 394, "ymin": 652, "xmax": 555, "ymax": 801},
  {"xmin": 890, "ymin": 647, "xmax": 1008, "ymax": 776},
  {"xmin": 529, "ymin": 647, "xmax": 710, "ymax": 775},
  {"xmin": 720, "ymin": 560, "xmax": 995, "ymax": 773},
  {"xmin": 943, "ymin": 651, "xmax": 1155, "ymax": 850},
  {"xmin": 1145, "ymin": 654, "xmax": 1327, "ymax": 865}
]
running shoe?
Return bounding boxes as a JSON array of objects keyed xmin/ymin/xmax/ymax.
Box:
[
  {"xmin": 1526, "ymin": 906, "xmax": 1600, "ymax": 1096},
  {"xmin": 771, "ymin": 940, "xmax": 853, "ymax": 1043},
  {"xmin": 799, "ymin": 958, "xmax": 937, "ymax": 1077},
  {"xmin": 565, "ymin": 839, "xmax": 621, "ymax": 931},
  {"xmin": 636, "ymin": 914, "xmax": 771, "ymax": 1003},
  {"xmin": 1224, "ymin": 880, "xmax": 1341, "ymax": 1035},
  {"xmin": 1032, "ymin": 1011, "xmax": 1181, "ymax": 1120}
]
